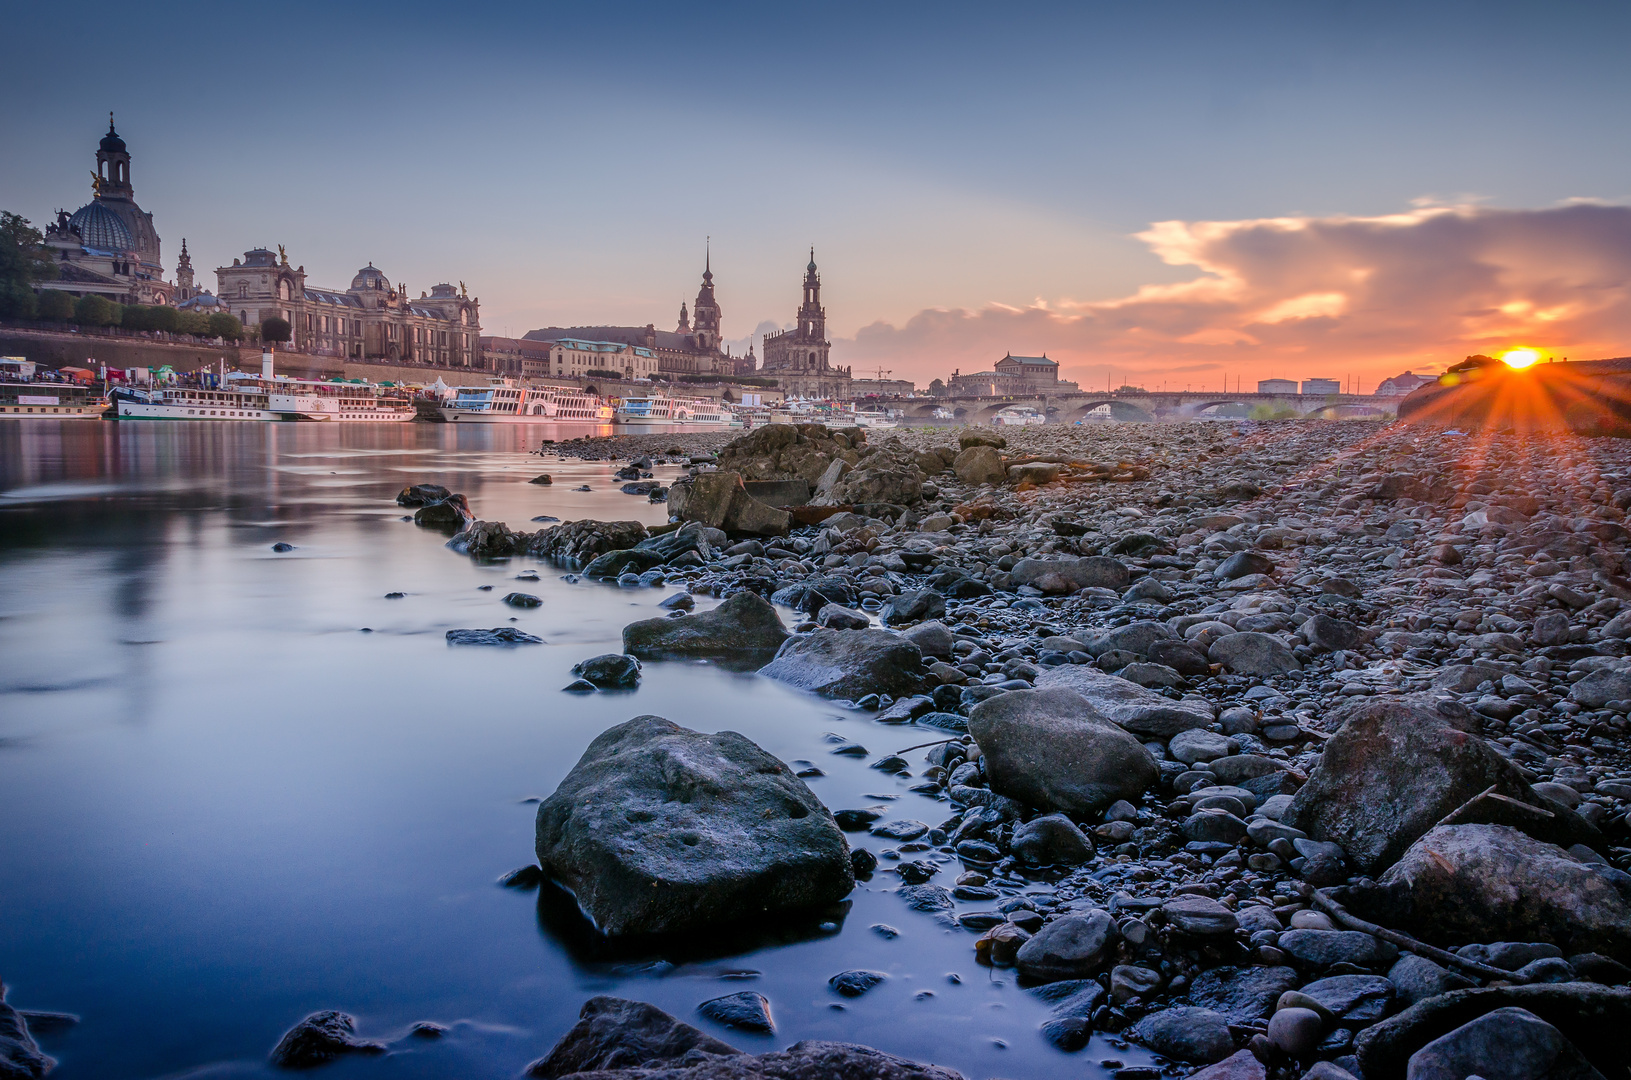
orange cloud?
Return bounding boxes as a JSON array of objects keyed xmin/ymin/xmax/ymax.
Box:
[{"xmin": 841, "ymin": 203, "xmax": 1631, "ymax": 390}]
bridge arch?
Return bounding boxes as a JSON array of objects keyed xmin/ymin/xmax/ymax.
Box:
[{"xmin": 1058, "ymin": 399, "xmax": 1156, "ymax": 424}]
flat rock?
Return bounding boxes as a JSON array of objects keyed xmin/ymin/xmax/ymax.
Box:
[
  {"xmin": 1132, "ymin": 1006, "xmax": 1236, "ymax": 1064},
  {"xmin": 1163, "ymin": 895, "xmax": 1241, "ymax": 936},
  {"xmin": 446, "ymin": 627, "xmax": 544, "ymax": 646},
  {"xmin": 968, "ymin": 687, "xmax": 1159, "ymax": 815},
  {"xmin": 1011, "ymin": 556, "xmax": 1130, "ymax": 594},
  {"xmin": 1034, "ymin": 666, "xmax": 1214, "ymax": 739},
  {"xmin": 268, "ymin": 1010, "xmax": 385, "ymax": 1069},
  {"xmin": 1016, "ymin": 909, "xmax": 1118, "ymax": 982},
  {"xmin": 623, "ymin": 591, "xmax": 789, "ymax": 660},
  {"xmin": 1187, "ymin": 966, "xmax": 1301, "ymax": 1024},
  {"xmin": 1406, "ymin": 1007, "xmax": 1603, "ymax": 1080},
  {"xmin": 534, "ymin": 716, "xmax": 853, "ymax": 936},
  {"xmin": 1209, "ymin": 632, "xmax": 1302, "ymax": 676},
  {"xmin": 758, "ymin": 628, "xmax": 925, "ymax": 700}
]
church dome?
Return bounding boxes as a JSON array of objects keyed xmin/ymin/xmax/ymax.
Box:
[
  {"xmin": 351, "ymin": 264, "xmax": 389, "ymax": 291},
  {"xmin": 100, "ymin": 120, "xmax": 127, "ymax": 154},
  {"xmin": 67, "ymin": 200, "xmax": 133, "ymax": 252}
]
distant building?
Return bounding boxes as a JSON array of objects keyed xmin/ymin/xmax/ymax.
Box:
[
  {"xmin": 525, "ymin": 255, "xmax": 753, "ymax": 378},
  {"xmin": 1301, "ymin": 378, "xmax": 1341, "ymax": 395},
  {"xmin": 849, "ymin": 377, "xmax": 915, "ymax": 397},
  {"xmin": 762, "ymin": 251, "xmax": 853, "ymax": 399},
  {"xmin": 539, "ymin": 337, "xmax": 660, "ymax": 381},
  {"xmin": 481, "ymin": 336, "xmax": 556, "ymax": 378},
  {"xmin": 947, "ymin": 352, "xmax": 1079, "ymax": 397},
  {"xmin": 1374, "ymin": 370, "xmax": 1434, "ymax": 396},
  {"xmin": 216, "ymin": 250, "xmax": 481, "ymax": 366},
  {"xmin": 1257, "ymin": 378, "xmax": 1298, "ymax": 394},
  {"xmin": 41, "ymin": 118, "xmax": 174, "ymax": 306}
]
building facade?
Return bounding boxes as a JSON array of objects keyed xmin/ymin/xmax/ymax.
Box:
[
  {"xmin": 41, "ymin": 118, "xmax": 174, "ymax": 306},
  {"xmin": 1374, "ymin": 370, "xmax": 1433, "ymax": 396},
  {"xmin": 524, "ymin": 255, "xmax": 753, "ymax": 377},
  {"xmin": 1301, "ymin": 378, "xmax": 1341, "ymax": 395},
  {"xmin": 216, "ymin": 250, "xmax": 481, "ymax": 366},
  {"xmin": 761, "ymin": 251, "xmax": 852, "ymax": 399},
  {"xmin": 480, "ymin": 336, "xmax": 554, "ymax": 378},
  {"xmin": 947, "ymin": 352, "xmax": 1078, "ymax": 397},
  {"xmin": 539, "ymin": 337, "xmax": 660, "ymax": 381},
  {"xmin": 1257, "ymin": 378, "xmax": 1298, "ymax": 394}
]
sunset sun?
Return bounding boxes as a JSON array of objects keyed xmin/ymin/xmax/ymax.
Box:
[{"xmin": 1501, "ymin": 348, "xmax": 1541, "ymax": 369}]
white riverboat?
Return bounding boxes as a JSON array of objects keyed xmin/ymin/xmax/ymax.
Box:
[
  {"xmin": 110, "ymin": 378, "xmax": 414, "ymax": 422},
  {"xmin": 430, "ymin": 380, "xmax": 613, "ymax": 423},
  {"xmin": 0, "ymin": 381, "xmax": 106, "ymax": 419},
  {"xmin": 614, "ymin": 395, "xmax": 741, "ymax": 427}
]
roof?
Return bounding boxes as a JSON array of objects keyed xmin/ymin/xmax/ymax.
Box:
[
  {"xmin": 526, "ymin": 325, "xmax": 713, "ymax": 355},
  {"xmin": 67, "ymin": 201, "xmax": 133, "ymax": 252},
  {"xmin": 998, "ymin": 354, "xmax": 1057, "ymax": 368},
  {"xmin": 304, "ymin": 289, "xmax": 364, "ymax": 308}
]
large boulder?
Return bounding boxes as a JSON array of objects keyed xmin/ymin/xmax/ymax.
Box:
[
  {"xmin": 1208, "ymin": 632, "xmax": 1302, "ymax": 676},
  {"xmin": 1034, "ymin": 666, "xmax": 1214, "ymax": 739},
  {"xmin": 1084, "ymin": 620, "xmax": 1173, "ymax": 658},
  {"xmin": 1363, "ymin": 824, "xmax": 1631, "ymax": 960},
  {"xmin": 1286, "ymin": 695, "xmax": 1541, "ymax": 874},
  {"xmin": 0, "ymin": 982, "xmax": 54, "ymax": 1080},
  {"xmin": 952, "ymin": 445, "xmax": 1006, "ymax": 486},
  {"xmin": 758, "ymin": 629, "xmax": 924, "ymax": 700},
  {"xmin": 528, "ymin": 519, "xmax": 649, "ymax": 564},
  {"xmin": 623, "ymin": 592, "xmax": 788, "ymax": 660},
  {"xmin": 668, "ymin": 472, "xmax": 791, "ymax": 537},
  {"xmin": 967, "ymin": 687, "xmax": 1159, "ymax": 815},
  {"xmin": 534, "ymin": 717, "xmax": 854, "ymax": 936},
  {"xmin": 1010, "ymin": 556, "xmax": 1130, "ymax": 594},
  {"xmin": 268, "ymin": 1011, "xmax": 386, "ymax": 1069},
  {"xmin": 525, "ymin": 997, "xmax": 965, "ymax": 1080},
  {"xmin": 1016, "ymin": 909, "xmax": 1118, "ymax": 981},
  {"xmin": 1406, "ymin": 1007, "xmax": 1603, "ymax": 1080}
]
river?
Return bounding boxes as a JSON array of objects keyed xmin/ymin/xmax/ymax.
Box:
[{"xmin": 0, "ymin": 420, "xmax": 1157, "ymax": 1080}]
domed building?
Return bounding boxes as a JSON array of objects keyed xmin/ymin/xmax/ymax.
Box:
[
  {"xmin": 215, "ymin": 248, "xmax": 481, "ymax": 366},
  {"xmin": 42, "ymin": 116, "xmax": 174, "ymax": 305}
]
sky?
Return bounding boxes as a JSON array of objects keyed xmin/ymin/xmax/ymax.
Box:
[{"xmin": 4, "ymin": 0, "xmax": 1630, "ymax": 390}]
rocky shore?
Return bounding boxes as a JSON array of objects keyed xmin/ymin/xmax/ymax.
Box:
[{"xmin": 413, "ymin": 418, "xmax": 1631, "ymax": 1080}]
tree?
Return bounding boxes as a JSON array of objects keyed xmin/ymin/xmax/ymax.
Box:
[
  {"xmin": 260, "ymin": 316, "xmax": 291, "ymax": 343},
  {"xmin": 147, "ymin": 305, "xmax": 178, "ymax": 333},
  {"xmin": 0, "ymin": 211, "xmax": 54, "ymax": 293},
  {"xmin": 37, "ymin": 289, "xmax": 74, "ymax": 322},
  {"xmin": 0, "ymin": 283, "xmax": 37, "ymax": 319},
  {"xmin": 928, "ymin": 378, "xmax": 946, "ymax": 397},
  {"xmin": 73, "ymin": 294, "xmax": 120, "ymax": 327},
  {"xmin": 121, "ymin": 304, "xmax": 153, "ymax": 331},
  {"xmin": 175, "ymin": 311, "xmax": 210, "ymax": 336},
  {"xmin": 208, "ymin": 313, "xmax": 243, "ymax": 341}
]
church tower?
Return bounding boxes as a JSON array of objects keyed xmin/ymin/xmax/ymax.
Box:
[
  {"xmin": 676, "ymin": 301, "xmax": 689, "ymax": 333},
  {"xmin": 797, "ymin": 248, "xmax": 826, "ymax": 345},
  {"xmin": 96, "ymin": 114, "xmax": 132, "ymax": 197},
  {"xmin": 175, "ymin": 239, "xmax": 196, "ymax": 300},
  {"xmin": 691, "ymin": 248, "xmax": 721, "ymax": 352}
]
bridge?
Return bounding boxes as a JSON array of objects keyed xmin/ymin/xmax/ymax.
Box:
[{"xmin": 870, "ymin": 390, "xmax": 1398, "ymax": 424}]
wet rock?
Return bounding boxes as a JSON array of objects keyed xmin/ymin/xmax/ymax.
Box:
[
  {"xmin": 1215, "ymin": 551, "xmax": 1276, "ymax": 580},
  {"xmin": 1298, "ymin": 975, "xmax": 1395, "ymax": 1025},
  {"xmin": 0, "ymin": 982, "xmax": 54, "ymax": 1080},
  {"xmin": 697, "ymin": 992, "xmax": 774, "ymax": 1034},
  {"xmin": 1162, "ymin": 895, "xmax": 1241, "ymax": 936},
  {"xmin": 968, "ymin": 687, "xmax": 1159, "ymax": 815},
  {"xmin": 525, "ymin": 996, "xmax": 742, "ymax": 1077},
  {"xmin": 572, "ymin": 654, "xmax": 641, "ymax": 689},
  {"xmin": 1286, "ymin": 695, "xmax": 1541, "ymax": 874},
  {"xmin": 1187, "ymin": 966, "xmax": 1302, "ymax": 1024},
  {"xmin": 1187, "ymin": 1049, "xmax": 1267, "ymax": 1080},
  {"xmin": 1302, "ymin": 614, "xmax": 1366, "ymax": 652},
  {"xmin": 268, "ymin": 1010, "xmax": 386, "ymax": 1069},
  {"xmin": 882, "ymin": 590, "xmax": 946, "ymax": 626},
  {"xmin": 528, "ymin": 519, "xmax": 650, "ymax": 564},
  {"xmin": 1034, "ymin": 666, "xmax": 1214, "ymax": 739},
  {"xmin": 534, "ymin": 716, "xmax": 853, "ymax": 936},
  {"xmin": 623, "ymin": 592, "xmax": 789, "ymax": 660},
  {"xmin": 1277, "ymin": 930, "xmax": 1399, "ymax": 970},
  {"xmin": 270, "ymin": 541, "xmax": 296, "ymax": 552},
  {"xmin": 759, "ymin": 628, "xmax": 925, "ymax": 700},
  {"xmin": 953, "ymin": 445, "xmax": 1006, "ymax": 486},
  {"xmin": 1016, "ymin": 909, "xmax": 1118, "ymax": 981},
  {"xmin": 413, "ymin": 493, "xmax": 473, "ymax": 529},
  {"xmin": 1268, "ymin": 1007, "xmax": 1325, "ymax": 1057},
  {"xmin": 1406, "ymin": 1007, "xmax": 1602, "ymax": 1080},
  {"xmin": 503, "ymin": 591, "xmax": 543, "ymax": 608},
  {"xmin": 1387, "ymin": 954, "xmax": 1475, "ymax": 1007},
  {"xmin": 1569, "ymin": 665, "xmax": 1631, "ymax": 709},
  {"xmin": 1012, "ymin": 813, "xmax": 1095, "ymax": 866},
  {"xmin": 668, "ymin": 471, "xmax": 791, "ymax": 537},
  {"xmin": 1133, "ymin": 1006, "xmax": 1236, "ymax": 1064},
  {"xmin": 397, "ymin": 482, "xmax": 452, "ymax": 506},
  {"xmin": 815, "ymin": 604, "xmax": 870, "ymax": 630},
  {"xmin": 1365, "ymin": 825, "xmax": 1631, "ymax": 960},
  {"xmin": 829, "ymin": 970, "xmax": 887, "ymax": 998},
  {"xmin": 446, "ymin": 627, "xmax": 544, "ymax": 645},
  {"xmin": 530, "ymin": 474, "xmax": 553, "ymax": 485},
  {"xmin": 901, "ymin": 620, "xmax": 955, "ymax": 659}
]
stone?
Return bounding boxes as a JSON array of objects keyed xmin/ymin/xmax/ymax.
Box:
[
  {"xmin": 1087, "ymin": 621, "xmax": 1174, "ymax": 658},
  {"xmin": 1016, "ymin": 909, "xmax": 1119, "ymax": 981},
  {"xmin": 1011, "ymin": 556, "xmax": 1130, "ymax": 594},
  {"xmin": 1149, "ymin": 639, "xmax": 1212, "ymax": 676},
  {"xmin": 1405, "ymin": 1007, "xmax": 1603, "ymax": 1080},
  {"xmin": 1187, "ymin": 966, "xmax": 1301, "ymax": 1024},
  {"xmin": 882, "ymin": 589, "xmax": 946, "ymax": 625},
  {"xmin": 1286, "ymin": 695, "xmax": 1542, "ymax": 874},
  {"xmin": 1163, "ymin": 895, "xmax": 1241, "ymax": 936},
  {"xmin": 1455, "ymin": 943, "xmax": 1563, "ymax": 972},
  {"xmin": 1367, "ymin": 824, "xmax": 1631, "ymax": 960},
  {"xmin": 1133, "ymin": 1006, "xmax": 1236, "ymax": 1064},
  {"xmin": 829, "ymin": 970, "xmax": 887, "ymax": 998},
  {"xmin": 901, "ymin": 620, "xmax": 954, "ymax": 658},
  {"xmin": 1387, "ymin": 954, "xmax": 1475, "ymax": 1007},
  {"xmin": 968, "ymin": 687, "xmax": 1159, "ymax": 815},
  {"xmin": 1268, "ymin": 1007, "xmax": 1325, "ymax": 1057},
  {"xmin": 534, "ymin": 716, "xmax": 853, "ymax": 936},
  {"xmin": 446, "ymin": 627, "xmax": 544, "ymax": 646},
  {"xmin": 1569, "ymin": 666, "xmax": 1631, "ymax": 709},
  {"xmin": 668, "ymin": 471, "xmax": 792, "ymax": 537},
  {"xmin": 1303, "ymin": 614, "xmax": 1366, "ymax": 652},
  {"xmin": 1121, "ymin": 662, "xmax": 1186, "ymax": 688},
  {"xmin": 397, "ymin": 482, "xmax": 451, "ymax": 506},
  {"xmin": 1277, "ymin": 930, "xmax": 1400, "ymax": 970},
  {"xmin": 1012, "ymin": 813, "xmax": 1095, "ymax": 866},
  {"xmin": 525, "ymin": 996, "xmax": 742, "ymax": 1077},
  {"xmin": 530, "ymin": 474, "xmax": 553, "ymax": 485},
  {"xmin": 268, "ymin": 1011, "xmax": 386, "ymax": 1069},
  {"xmin": 1209, "ymin": 632, "xmax": 1302, "ymax": 676},
  {"xmin": 572, "ymin": 654, "xmax": 641, "ymax": 689},
  {"xmin": 1187, "ymin": 1050, "xmax": 1268, "ymax": 1080},
  {"xmin": 1111, "ymin": 965, "xmax": 1165, "ymax": 1004},
  {"xmin": 758, "ymin": 628, "xmax": 925, "ymax": 700},
  {"xmin": 0, "ymin": 983, "xmax": 53, "ymax": 1080},
  {"xmin": 623, "ymin": 591, "xmax": 789, "ymax": 660},
  {"xmin": 1034, "ymin": 665, "xmax": 1214, "ymax": 738},
  {"xmin": 953, "ymin": 445, "xmax": 1007, "ymax": 486},
  {"xmin": 1299, "ymin": 975, "xmax": 1395, "ymax": 1025},
  {"xmin": 1182, "ymin": 809, "xmax": 1250, "ymax": 844},
  {"xmin": 1171, "ymin": 729, "xmax": 1235, "ymax": 765},
  {"xmin": 1216, "ymin": 551, "xmax": 1276, "ymax": 580},
  {"xmin": 815, "ymin": 603, "xmax": 870, "ymax": 630}
]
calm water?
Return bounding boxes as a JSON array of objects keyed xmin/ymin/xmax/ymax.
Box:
[{"xmin": 0, "ymin": 420, "xmax": 1153, "ymax": 1080}]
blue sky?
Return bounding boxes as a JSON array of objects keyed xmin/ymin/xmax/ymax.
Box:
[{"xmin": 5, "ymin": 1, "xmax": 1629, "ymax": 383}]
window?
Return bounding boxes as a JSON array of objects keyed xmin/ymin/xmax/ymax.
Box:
[{"xmin": 238, "ymin": 283, "xmax": 248, "ymax": 298}]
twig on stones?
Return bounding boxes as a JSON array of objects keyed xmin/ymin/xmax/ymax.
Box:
[
  {"xmin": 894, "ymin": 737, "xmax": 961, "ymax": 754},
  {"xmin": 1310, "ymin": 888, "xmax": 1527, "ymax": 984}
]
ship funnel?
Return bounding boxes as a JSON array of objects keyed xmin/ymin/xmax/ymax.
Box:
[{"xmin": 261, "ymin": 346, "xmax": 275, "ymax": 380}]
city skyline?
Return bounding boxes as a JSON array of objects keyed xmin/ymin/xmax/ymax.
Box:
[{"xmin": 5, "ymin": 0, "xmax": 1630, "ymax": 388}]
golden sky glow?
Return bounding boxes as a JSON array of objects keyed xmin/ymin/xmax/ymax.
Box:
[{"xmin": 1501, "ymin": 348, "xmax": 1541, "ymax": 370}]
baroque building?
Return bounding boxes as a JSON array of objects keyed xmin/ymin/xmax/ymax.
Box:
[
  {"xmin": 761, "ymin": 251, "xmax": 852, "ymax": 399},
  {"xmin": 216, "ymin": 248, "xmax": 481, "ymax": 365},
  {"xmin": 524, "ymin": 254, "xmax": 755, "ymax": 378},
  {"xmin": 42, "ymin": 117, "xmax": 174, "ymax": 306},
  {"xmin": 948, "ymin": 352, "xmax": 1078, "ymax": 396}
]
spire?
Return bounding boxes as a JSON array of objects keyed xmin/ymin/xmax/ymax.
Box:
[
  {"xmin": 703, "ymin": 238, "xmax": 712, "ymax": 284},
  {"xmin": 808, "ymin": 246, "xmax": 816, "ymax": 272}
]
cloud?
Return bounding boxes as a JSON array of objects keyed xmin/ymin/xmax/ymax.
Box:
[{"xmin": 838, "ymin": 203, "xmax": 1631, "ymax": 389}]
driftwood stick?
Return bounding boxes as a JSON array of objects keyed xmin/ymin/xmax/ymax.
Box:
[
  {"xmin": 1311, "ymin": 888, "xmax": 1526, "ymax": 984},
  {"xmin": 895, "ymin": 737, "xmax": 961, "ymax": 754}
]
